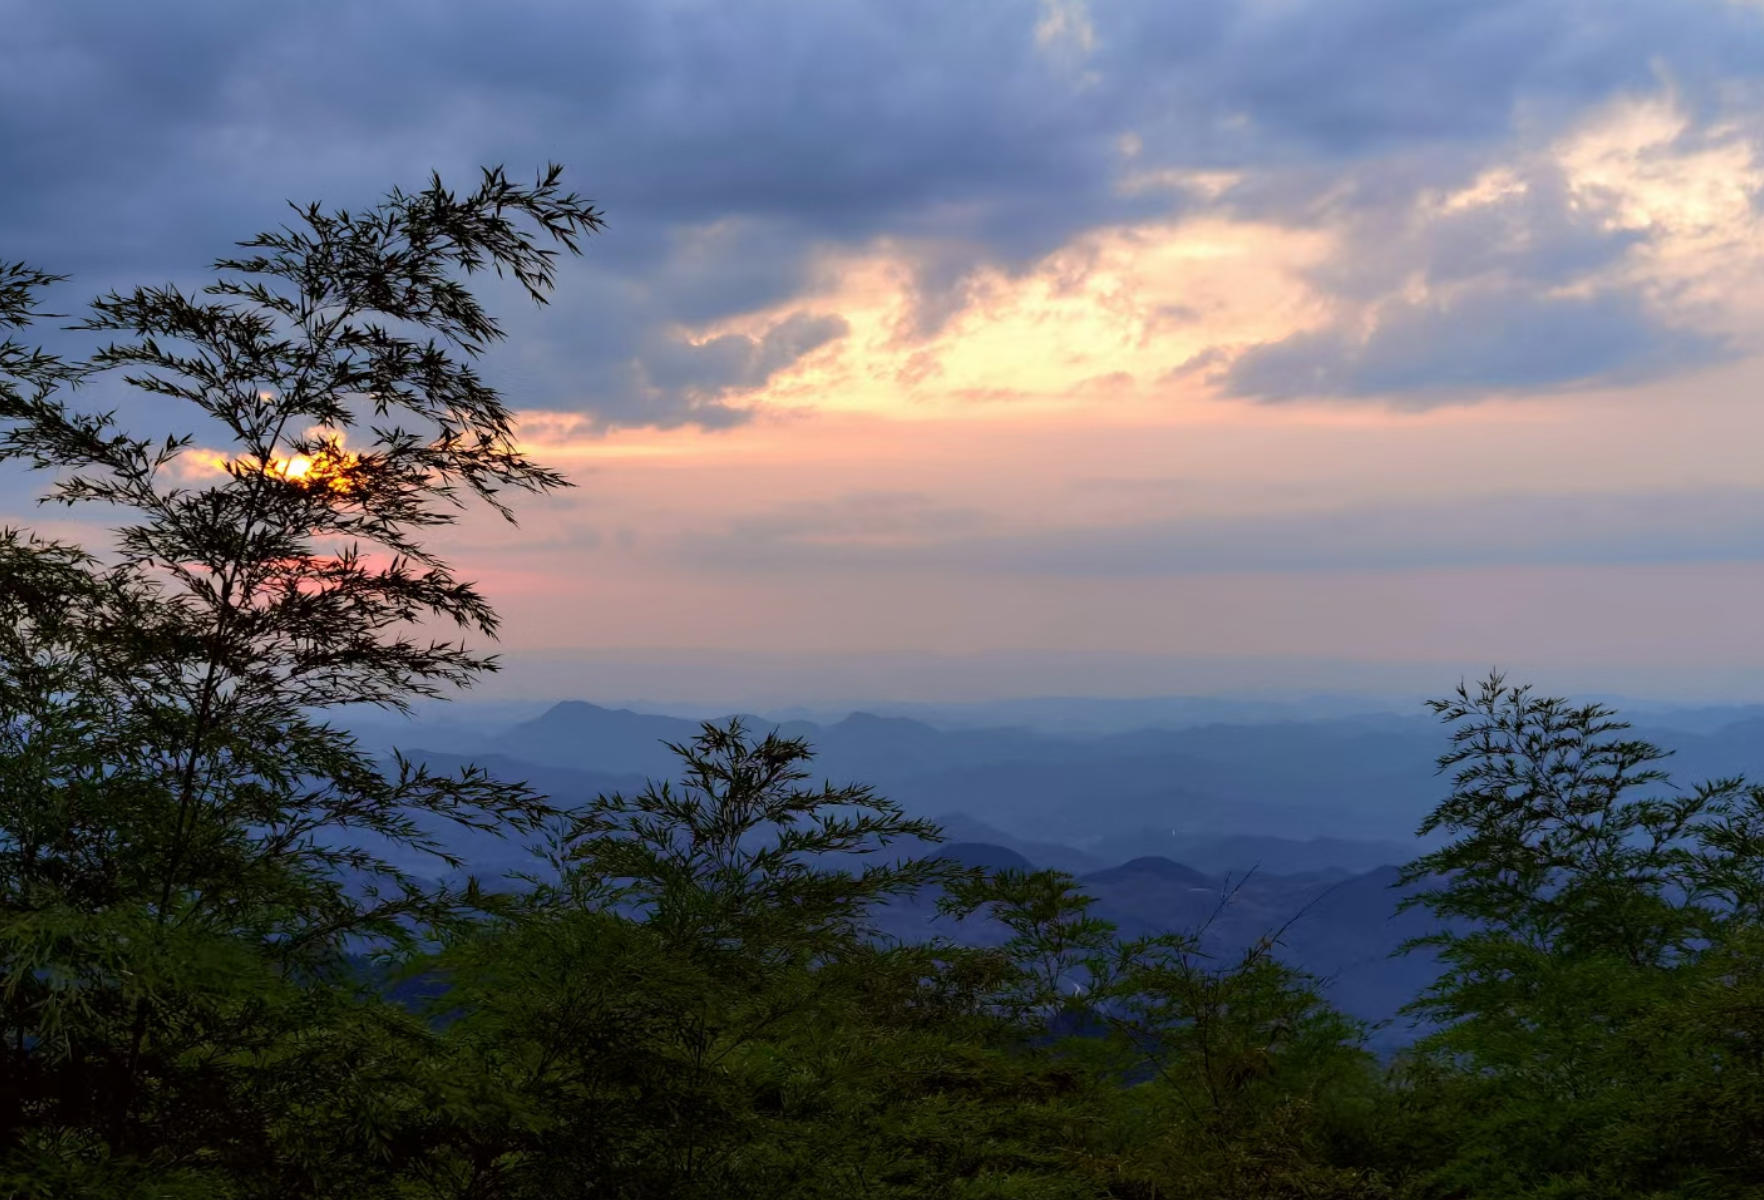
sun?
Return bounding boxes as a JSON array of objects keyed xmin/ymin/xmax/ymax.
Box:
[{"xmin": 249, "ymin": 434, "xmax": 361, "ymax": 495}]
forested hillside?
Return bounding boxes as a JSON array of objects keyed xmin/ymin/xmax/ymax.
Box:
[{"xmin": 4, "ymin": 171, "xmax": 1764, "ymax": 1198}]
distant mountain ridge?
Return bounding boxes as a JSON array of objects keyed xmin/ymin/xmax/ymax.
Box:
[
  {"xmin": 877, "ymin": 840, "xmax": 1448, "ymax": 1051},
  {"xmin": 1083, "ymin": 855, "xmax": 1216, "ymax": 889},
  {"xmin": 397, "ymin": 697, "xmax": 1764, "ymax": 859},
  {"xmin": 468, "ymin": 701, "xmax": 1443, "ymax": 842},
  {"xmin": 370, "ymin": 695, "xmax": 1764, "ymax": 1054}
]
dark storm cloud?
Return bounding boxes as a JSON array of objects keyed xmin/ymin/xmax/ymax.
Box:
[{"xmin": 4, "ymin": 0, "xmax": 1763, "ymax": 426}]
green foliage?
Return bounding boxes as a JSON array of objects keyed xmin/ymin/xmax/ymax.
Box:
[
  {"xmin": 554, "ymin": 718, "xmax": 955, "ymax": 957},
  {"xmin": 1381, "ymin": 671, "xmax": 1764, "ymax": 1198},
  {"xmin": 0, "ymin": 166, "xmax": 602, "ymax": 1194},
  {"xmin": 413, "ymin": 721, "xmax": 1110, "ymax": 1198},
  {"xmin": 942, "ymin": 866, "xmax": 1388, "ymax": 1199}
]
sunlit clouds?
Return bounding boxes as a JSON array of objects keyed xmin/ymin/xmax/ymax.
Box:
[
  {"xmin": 534, "ymin": 84, "xmax": 1764, "ymax": 425},
  {"xmin": 255, "ymin": 437, "xmax": 361, "ymax": 495},
  {"xmin": 1558, "ymin": 91, "xmax": 1764, "ymax": 333},
  {"xmin": 471, "ymin": 70, "xmax": 1764, "ymax": 696},
  {"xmin": 699, "ymin": 217, "xmax": 1335, "ymax": 419},
  {"xmin": 11, "ymin": 0, "xmax": 1764, "ymax": 699},
  {"xmin": 172, "ymin": 431, "xmax": 362, "ymax": 495}
]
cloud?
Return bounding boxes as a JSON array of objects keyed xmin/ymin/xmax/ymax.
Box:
[
  {"xmin": 6, "ymin": 0, "xmax": 1764, "ymax": 427},
  {"xmin": 575, "ymin": 310, "xmax": 845, "ymax": 428},
  {"xmin": 703, "ymin": 491, "xmax": 990, "ymax": 551},
  {"xmin": 1217, "ymin": 90, "xmax": 1764, "ymax": 401},
  {"xmin": 679, "ymin": 487, "xmax": 1764, "ymax": 575},
  {"xmin": 0, "ymin": 0, "xmax": 1129, "ymax": 265},
  {"xmin": 1223, "ymin": 286, "xmax": 1726, "ymax": 402}
]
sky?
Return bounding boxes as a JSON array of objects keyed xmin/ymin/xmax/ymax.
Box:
[{"xmin": 7, "ymin": 0, "xmax": 1764, "ymax": 706}]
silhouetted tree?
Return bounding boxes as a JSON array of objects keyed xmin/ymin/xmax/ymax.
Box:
[
  {"xmin": 0, "ymin": 166, "xmax": 601, "ymax": 1196},
  {"xmin": 1384, "ymin": 672, "xmax": 1764, "ymax": 1197}
]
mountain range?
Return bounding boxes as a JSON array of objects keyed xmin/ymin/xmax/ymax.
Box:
[
  {"xmin": 390, "ymin": 699, "xmax": 1764, "ymax": 849},
  {"xmin": 356, "ymin": 696, "xmax": 1764, "ymax": 1051}
]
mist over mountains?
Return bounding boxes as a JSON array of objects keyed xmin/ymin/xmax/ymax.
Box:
[
  {"xmin": 353, "ymin": 693, "xmax": 1764, "ymax": 1049},
  {"xmin": 361, "ymin": 694, "xmax": 1764, "ymax": 853}
]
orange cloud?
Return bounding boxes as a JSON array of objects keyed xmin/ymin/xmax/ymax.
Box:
[
  {"xmin": 669, "ymin": 216, "xmax": 1335, "ymax": 420},
  {"xmin": 437, "ymin": 95, "xmax": 1764, "ymax": 686},
  {"xmin": 1556, "ymin": 88, "xmax": 1764, "ymax": 333},
  {"xmin": 169, "ymin": 429, "xmax": 361, "ymax": 493}
]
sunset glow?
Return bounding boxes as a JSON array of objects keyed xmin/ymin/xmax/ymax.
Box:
[
  {"xmin": 257, "ymin": 439, "xmax": 360, "ymax": 494},
  {"xmin": 12, "ymin": 0, "xmax": 1764, "ymax": 702}
]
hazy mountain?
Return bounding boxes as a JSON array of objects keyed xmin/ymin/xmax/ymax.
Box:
[
  {"xmin": 371, "ymin": 696, "xmax": 1764, "ymax": 1057},
  {"xmin": 371, "ymin": 750, "xmax": 649, "ymax": 880},
  {"xmin": 932, "ymin": 842, "xmax": 1037, "ymax": 873},
  {"xmin": 1091, "ymin": 833, "xmax": 1418, "ymax": 877},
  {"xmin": 872, "ymin": 843, "xmax": 1446, "ymax": 1051},
  {"xmin": 1596, "ymin": 703, "xmax": 1764, "ymax": 736},
  {"xmin": 352, "ymin": 689, "xmax": 1764, "ymax": 745},
  {"xmin": 876, "ymin": 754, "xmax": 1417, "ymax": 844},
  {"xmin": 492, "ymin": 701, "xmax": 702, "ymax": 780},
  {"xmin": 1644, "ymin": 717, "xmax": 1764, "ymax": 782},
  {"xmin": 393, "ymin": 699, "xmax": 1764, "ymax": 857},
  {"xmin": 489, "ymin": 703, "xmax": 1054, "ymax": 778},
  {"xmin": 756, "ymin": 693, "xmax": 1423, "ymax": 736},
  {"xmin": 926, "ymin": 813, "xmax": 1109, "ymax": 875}
]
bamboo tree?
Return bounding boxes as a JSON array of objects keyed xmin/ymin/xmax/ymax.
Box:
[
  {"xmin": 1384, "ymin": 672, "xmax": 1764, "ymax": 1197},
  {"xmin": 0, "ymin": 166, "xmax": 601, "ymax": 1193}
]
